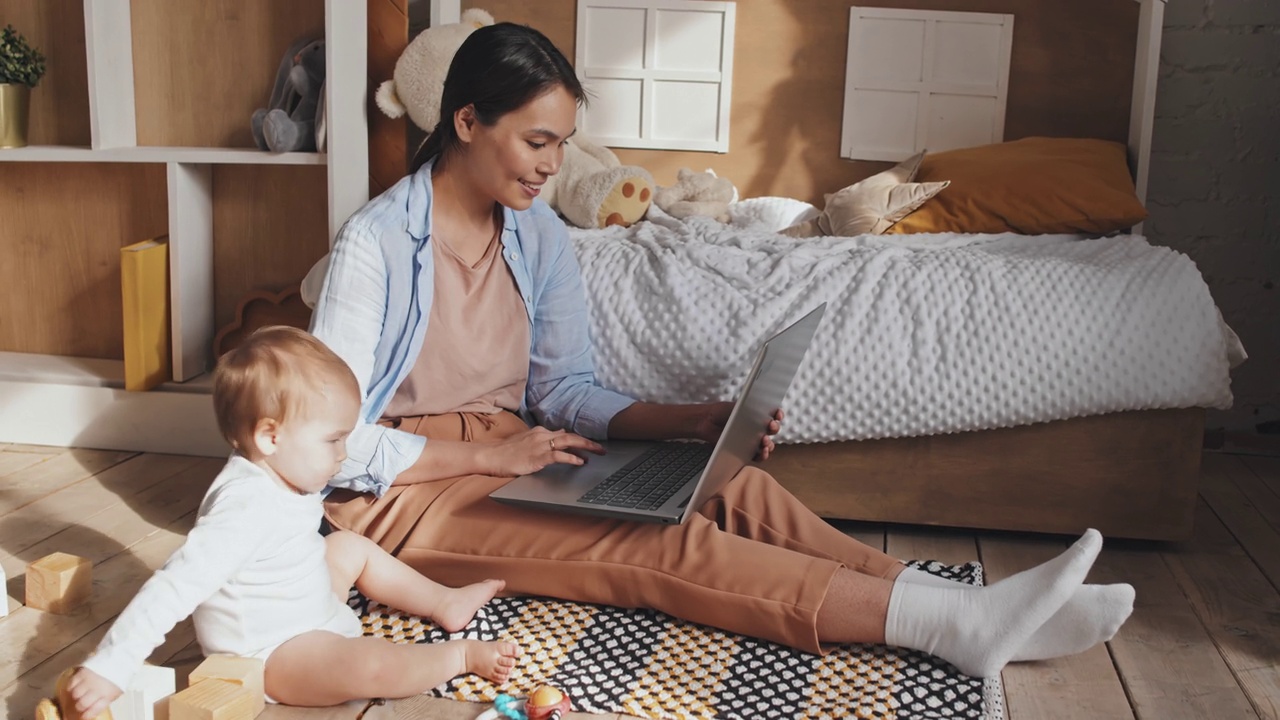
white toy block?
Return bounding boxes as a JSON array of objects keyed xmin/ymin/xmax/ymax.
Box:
[
  {"xmin": 26, "ymin": 552, "xmax": 92, "ymax": 614},
  {"xmin": 187, "ymin": 656, "xmax": 264, "ymax": 718},
  {"xmin": 169, "ymin": 679, "xmax": 256, "ymax": 720},
  {"xmin": 109, "ymin": 664, "xmax": 177, "ymax": 720}
]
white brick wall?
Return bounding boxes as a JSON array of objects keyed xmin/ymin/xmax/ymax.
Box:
[{"xmin": 1148, "ymin": 0, "xmax": 1280, "ymax": 432}]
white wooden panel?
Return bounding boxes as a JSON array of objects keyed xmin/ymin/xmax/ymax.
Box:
[
  {"xmin": 851, "ymin": 18, "xmax": 925, "ymax": 84},
  {"xmin": 932, "ymin": 22, "xmax": 1003, "ymax": 86},
  {"xmin": 1130, "ymin": 0, "xmax": 1166, "ymax": 211},
  {"xmin": 429, "ymin": 0, "xmax": 461, "ymax": 26},
  {"xmin": 652, "ymin": 81, "xmax": 719, "ymax": 141},
  {"xmin": 0, "ymin": 379, "xmax": 226, "ymax": 457},
  {"xmin": 577, "ymin": 0, "xmax": 735, "ymax": 152},
  {"xmin": 846, "ymin": 90, "xmax": 920, "ymax": 160},
  {"xmin": 653, "ymin": 9, "xmax": 724, "ymax": 71},
  {"xmin": 325, "ymin": 0, "xmax": 369, "ymax": 245},
  {"xmin": 926, "ymin": 93, "xmax": 1000, "ymax": 151},
  {"xmin": 842, "ymin": 7, "xmax": 1012, "ymax": 162},
  {"xmin": 167, "ymin": 162, "xmax": 214, "ymax": 381},
  {"xmin": 582, "ymin": 78, "xmax": 644, "ymax": 139},
  {"xmin": 84, "ymin": 0, "xmax": 138, "ymax": 149},
  {"xmin": 584, "ymin": 8, "xmax": 647, "ymax": 68}
]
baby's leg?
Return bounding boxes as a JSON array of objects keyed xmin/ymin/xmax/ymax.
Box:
[
  {"xmin": 325, "ymin": 530, "xmax": 504, "ymax": 632},
  {"xmin": 264, "ymin": 630, "xmax": 519, "ymax": 707}
]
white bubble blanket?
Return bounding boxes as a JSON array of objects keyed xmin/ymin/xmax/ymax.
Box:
[{"xmin": 568, "ymin": 207, "xmax": 1238, "ymax": 444}]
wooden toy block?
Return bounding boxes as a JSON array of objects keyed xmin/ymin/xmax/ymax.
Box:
[
  {"xmin": 26, "ymin": 553, "xmax": 92, "ymax": 614},
  {"xmin": 109, "ymin": 664, "xmax": 176, "ymax": 720},
  {"xmin": 169, "ymin": 680, "xmax": 255, "ymax": 720},
  {"xmin": 187, "ymin": 657, "xmax": 263, "ymax": 718}
]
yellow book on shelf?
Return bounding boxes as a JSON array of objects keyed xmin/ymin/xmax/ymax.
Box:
[{"xmin": 121, "ymin": 236, "xmax": 171, "ymax": 391}]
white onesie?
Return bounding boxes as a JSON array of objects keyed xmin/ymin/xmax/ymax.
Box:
[{"xmin": 82, "ymin": 455, "xmax": 363, "ymax": 694}]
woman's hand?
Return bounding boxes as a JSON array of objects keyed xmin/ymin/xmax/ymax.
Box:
[
  {"xmin": 483, "ymin": 427, "xmax": 605, "ymax": 477},
  {"xmin": 65, "ymin": 667, "xmax": 122, "ymax": 720},
  {"xmin": 693, "ymin": 403, "xmax": 784, "ymax": 461}
]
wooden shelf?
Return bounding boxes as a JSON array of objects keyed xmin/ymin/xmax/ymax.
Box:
[
  {"xmin": 0, "ymin": 0, "xmax": 378, "ymax": 455},
  {"xmin": 0, "ymin": 146, "xmax": 327, "ymax": 165}
]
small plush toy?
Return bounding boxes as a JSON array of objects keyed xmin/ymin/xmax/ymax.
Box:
[
  {"xmin": 33, "ymin": 668, "xmax": 113, "ymax": 720},
  {"xmin": 542, "ymin": 136, "xmax": 653, "ymax": 229},
  {"xmin": 374, "ymin": 9, "xmax": 653, "ymax": 229},
  {"xmin": 652, "ymin": 168, "xmax": 737, "ymax": 223},
  {"xmin": 252, "ymin": 38, "xmax": 326, "ymax": 153}
]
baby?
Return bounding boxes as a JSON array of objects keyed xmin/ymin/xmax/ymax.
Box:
[{"xmin": 67, "ymin": 326, "xmax": 519, "ymax": 715}]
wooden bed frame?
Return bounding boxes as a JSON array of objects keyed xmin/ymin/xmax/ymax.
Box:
[{"xmin": 766, "ymin": 408, "xmax": 1203, "ymax": 541}]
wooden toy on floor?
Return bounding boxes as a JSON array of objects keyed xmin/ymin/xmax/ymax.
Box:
[
  {"xmin": 26, "ymin": 553, "xmax": 92, "ymax": 614},
  {"xmin": 168, "ymin": 679, "xmax": 257, "ymax": 720},
  {"xmin": 186, "ymin": 656, "xmax": 265, "ymax": 718}
]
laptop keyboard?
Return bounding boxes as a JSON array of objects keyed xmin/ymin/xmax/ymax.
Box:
[{"xmin": 579, "ymin": 443, "xmax": 715, "ymax": 511}]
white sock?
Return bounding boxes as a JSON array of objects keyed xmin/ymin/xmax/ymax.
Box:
[
  {"xmin": 897, "ymin": 567, "xmax": 1135, "ymax": 662},
  {"xmin": 884, "ymin": 529, "xmax": 1102, "ymax": 678}
]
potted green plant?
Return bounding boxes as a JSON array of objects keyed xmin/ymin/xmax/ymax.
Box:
[{"xmin": 0, "ymin": 24, "xmax": 47, "ymax": 148}]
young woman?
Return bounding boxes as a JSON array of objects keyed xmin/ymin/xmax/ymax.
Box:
[{"xmin": 308, "ymin": 22, "xmax": 1134, "ymax": 679}]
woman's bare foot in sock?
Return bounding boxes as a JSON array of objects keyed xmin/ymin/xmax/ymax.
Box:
[
  {"xmin": 434, "ymin": 579, "xmax": 506, "ymax": 632},
  {"xmin": 461, "ymin": 640, "xmax": 520, "ymax": 684}
]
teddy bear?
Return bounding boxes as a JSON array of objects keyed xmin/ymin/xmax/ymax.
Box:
[
  {"xmin": 543, "ymin": 136, "xmax": 653, "ymax": 228},
  {"xmin": 374, "ymin": 9, "xmax": 653, "ymax": 228},
  {"xmin": 652, "ymin": 168, "xmax": 737, "ymax": 223}
]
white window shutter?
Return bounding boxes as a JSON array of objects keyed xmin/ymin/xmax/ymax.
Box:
[
  {"xmin": 577, "ymin": 0, "xmax": 736, "ymax": 152},
  {"xmin": 841, "ymin": 8, "xmax": 1013, "ymax": 162}
]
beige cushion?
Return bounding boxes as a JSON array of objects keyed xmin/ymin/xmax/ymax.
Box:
[{"xmin": 782, "ymin": 151, "xmax": 949, "ymax": 237}]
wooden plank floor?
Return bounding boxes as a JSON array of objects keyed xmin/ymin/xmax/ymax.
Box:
[{"xmin": 2, "ymin": 444, "xmax": 1278, "ymax": 720}]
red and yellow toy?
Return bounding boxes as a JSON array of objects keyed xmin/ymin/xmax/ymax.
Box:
[{"xmin": 524, "ymin": 685, "xmax": 572, "ymax": 720}]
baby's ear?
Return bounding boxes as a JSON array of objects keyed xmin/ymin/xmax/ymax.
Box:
[{"xmin": 252, "ymin": 418, "xmax": 280, "ymax": 457}]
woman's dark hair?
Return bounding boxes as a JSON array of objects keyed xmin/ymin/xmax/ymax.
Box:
[{"xmin": 410, "ymin": 23, "xmax": 586, "ymax": 174}]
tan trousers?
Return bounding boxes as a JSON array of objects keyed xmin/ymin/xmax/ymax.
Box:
[{"xmin": 324, "ymin": 411, "xmax": 899, "ymax": 653}]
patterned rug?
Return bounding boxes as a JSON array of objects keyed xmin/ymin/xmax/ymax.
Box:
[{"xmin": 348, "ymin": 561, "xmax": 1005, "ymax": 719}]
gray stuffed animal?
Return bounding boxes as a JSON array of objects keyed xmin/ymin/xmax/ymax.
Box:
[{"xmin": 252, "ymin": 38, "xmax": 325, "ymax": 152}]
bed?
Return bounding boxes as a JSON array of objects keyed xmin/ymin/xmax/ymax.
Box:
[
  {"xmin": 566, "ymin": 193, "xmax": 1242, "ymax": 541},
  {"xmin": 531, "ymin": 0, "xmax": 1244, "ymax": 541}
]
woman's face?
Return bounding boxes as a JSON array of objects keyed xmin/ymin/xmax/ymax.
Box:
[{"xmin": 461, "ymin": 85, "xmax": 578, "ymax": 211}]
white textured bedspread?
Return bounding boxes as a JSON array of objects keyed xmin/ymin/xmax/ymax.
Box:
[{"xmin": 568, "ymin": 208, "xmax": 1238, "ymax": 443}]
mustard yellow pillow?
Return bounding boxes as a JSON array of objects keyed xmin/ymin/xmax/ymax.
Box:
[{"xmin": 885, "ymin": 137, "xmax": 1148, "ymax": 235}]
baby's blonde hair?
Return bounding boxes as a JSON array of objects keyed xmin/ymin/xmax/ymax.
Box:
[{"xmin": 212, "ymin": 326, "xmax": 359, "ymax": 455}]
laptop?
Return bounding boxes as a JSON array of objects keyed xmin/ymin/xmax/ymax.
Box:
[{"xmin": 489, "ymin": 303, "xmax": 826, "ymax": 524}]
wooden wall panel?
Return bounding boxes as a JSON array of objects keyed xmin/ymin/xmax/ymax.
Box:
[
  {"xmin": 212, "ymin": 165, "xmax": 328, "ymax": 333},
  {"xmin": 469, "ymin": 0, "xmax": 1138, "ymax": 205},
  {"xmin": 131, "ymin": 0, "xmax": 326, "ymax": 147},
  {"xmin": 0, "ymin": 0, "xmax": 91, "ymax": 146},
  {"xmin": 368, "ymin": 0, "xmax": 409, "ymax": 194},
  {"xmin": 0, "ymin": 164, "xmax": 167, "ymax": 358}
]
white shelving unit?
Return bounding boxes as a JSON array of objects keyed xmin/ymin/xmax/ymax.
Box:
[{"xmin": 0, "ymin": 0, "xmax": 368, "ymax": 457}]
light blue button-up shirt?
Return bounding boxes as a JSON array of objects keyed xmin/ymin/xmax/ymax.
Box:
[{"xmin": 309, "ymin": 159, "xmax": 636, "ymax": 496}]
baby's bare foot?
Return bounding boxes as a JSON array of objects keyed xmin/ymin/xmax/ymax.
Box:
[
  {"xmin": 436, "ymin": 579, "xmax": 505, "ymax": 633},
  {"xmin": 462, "ymin": 640, "xmax": 520, "ymax": 684}
]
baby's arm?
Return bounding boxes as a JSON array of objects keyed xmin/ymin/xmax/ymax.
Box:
[{"xmin": 79, "ymin": 484, "xmax": 270, "ymax": 697}]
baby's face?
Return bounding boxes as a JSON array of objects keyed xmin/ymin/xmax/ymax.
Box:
[{"xmin": 267, "ymin": 384, "xmax": 361, "ymax": 494}]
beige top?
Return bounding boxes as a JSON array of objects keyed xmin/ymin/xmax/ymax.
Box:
[{"xmin": 383, "ymin": 231, "xmax": 531, "ymax": 418}]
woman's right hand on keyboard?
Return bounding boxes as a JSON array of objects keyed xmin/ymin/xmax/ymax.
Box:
[{"xmin": 483, "ymin": 427, "xmax": 605, "ymax": 476}]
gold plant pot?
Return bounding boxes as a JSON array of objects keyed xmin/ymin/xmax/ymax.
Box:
[{"xmin": 0, "ymin": 83, "xmax": 32, "ymax": 149}]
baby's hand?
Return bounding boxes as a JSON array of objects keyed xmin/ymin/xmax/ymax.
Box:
[{"xmin": 65, "ymin": 667, "xmax": 122, "ymax": 720}]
